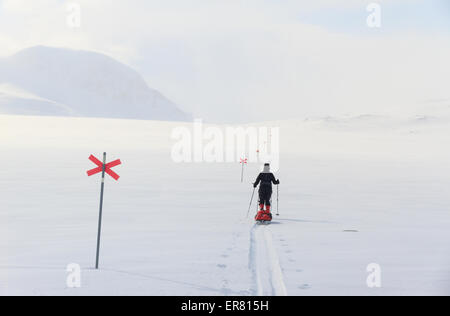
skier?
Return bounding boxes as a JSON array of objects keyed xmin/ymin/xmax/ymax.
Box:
[{"xmin": 253, "ymin": 163, "xmax": 280, "ymax": 222}]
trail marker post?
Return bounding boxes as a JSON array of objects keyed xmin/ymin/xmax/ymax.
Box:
[
  {"xmin": 87, "ymin": 153, "xmax": 121, "ymax": 269},
  {"xmin": 240, "ymin": 158, "xmax": 248, "ymax": 183}
]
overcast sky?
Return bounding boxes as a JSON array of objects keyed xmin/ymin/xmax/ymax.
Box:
[{"xmin": 0, "ymin": 0, "xmax": 449, "ymax": 122}]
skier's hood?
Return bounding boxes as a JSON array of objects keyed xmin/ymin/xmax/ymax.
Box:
[{"xmin": 262, "ymin": 163, "xmax": 271, "ymax": 173}]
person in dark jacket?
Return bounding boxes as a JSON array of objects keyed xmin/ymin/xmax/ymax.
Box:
[{"xmin": 253, "ymin": 163, "xmax": 280, "ymax": 214}]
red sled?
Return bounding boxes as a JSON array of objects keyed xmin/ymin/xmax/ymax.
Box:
[{"xmin": 255, "ymin": 211, "xmax": 273, "ymax": 223}]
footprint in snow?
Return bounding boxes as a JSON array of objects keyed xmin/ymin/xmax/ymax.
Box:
[
  {"xmin": 298, "ymin": 284, "xmax": 311, "ymax": 290},
  {"xmin": 217, "ymin": 264, "xmax": 227, "ymax": 269}
]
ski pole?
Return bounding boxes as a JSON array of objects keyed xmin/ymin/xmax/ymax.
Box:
[
  {"xmin": 247, "ymin": 186, "xmax": 256, "ymax": 218},
  {"xmin": 276, "ymin": 184, "xmax": 280, "ymax": 216}
]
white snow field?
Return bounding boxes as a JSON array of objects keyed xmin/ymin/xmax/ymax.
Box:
[{"xmin": 1, "ymin": 114, "xmax": 450, "ymax": 296}]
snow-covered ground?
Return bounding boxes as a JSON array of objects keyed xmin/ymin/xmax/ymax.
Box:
[{"xmin": 1, "ymin": 114, "xmax": 450, "ymax": 296}]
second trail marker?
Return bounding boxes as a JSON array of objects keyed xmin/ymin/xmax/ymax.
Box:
[
  {"xmin": 87, "ymin": 152, "xmax": 122, "ymax": 269},
  {"xmin": 240, "ymin": 157, "xmax": 248, "ymax": 183}
]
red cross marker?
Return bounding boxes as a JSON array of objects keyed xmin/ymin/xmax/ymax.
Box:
[
  {"xmin": 240, "ymin": 157, "xmax": 248, "ymax": 183},
  {"xmin": 87, "ymin": 154, "xmax": 121, "ymax": 181},
  {"xmin": 87, "ymin": 152, "xmax": 121, "ymax": 269}
]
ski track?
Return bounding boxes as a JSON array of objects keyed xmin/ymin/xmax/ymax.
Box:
[{"xmin": 249, "ymin": 224, "xmax": 287, "ymax": 296}]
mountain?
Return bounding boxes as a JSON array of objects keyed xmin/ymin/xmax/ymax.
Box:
[{"xmin": 0, "ymin": 46, "xmax": 190, "ymax": 121}]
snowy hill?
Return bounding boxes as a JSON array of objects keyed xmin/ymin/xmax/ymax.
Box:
[
  {"xmin": 0, "ymin": 46, "xmax": 190, "ymax": 121},
  {"xmin": 1, "ymin": 114, "xmax": 450, "ymax": 295}
]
